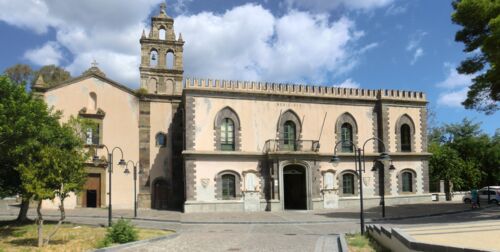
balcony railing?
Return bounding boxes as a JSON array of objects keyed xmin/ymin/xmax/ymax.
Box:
[{"xmin": 264, "ymin": 139, "xmax": 320, "ymax": 153}]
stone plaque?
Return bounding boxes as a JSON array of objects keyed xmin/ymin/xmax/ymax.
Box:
[{"xmin": 244, "ymin": 191, "xmax": 260, "ymax": 212}]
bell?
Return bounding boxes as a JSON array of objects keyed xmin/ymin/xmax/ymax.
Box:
[{"xmin": 151, "ymin": 54, "xmax": 156, "ymax": 60}]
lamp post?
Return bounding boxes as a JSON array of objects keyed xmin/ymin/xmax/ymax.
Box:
[
  {"xmin": 125, "ymin": 160, "xmax": 143, "ymax": 218},
  {"xmin": 93, "ymin": 146, "xmax": 126, "ymax": 227},
  {"xmin": 330, "ymin": 137, "xmax": 391, "ymax": 235},
  {"xmin": 371, "ymin": 160, "xmax": 396, "ymax": 218}
]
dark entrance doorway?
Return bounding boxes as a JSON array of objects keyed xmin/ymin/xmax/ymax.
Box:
[
  {"xmin": 82, "ymin": 173, "xmax": 101, "ymax": 208},
  {"xmin": 283, "ymin": 165, "xmax": 307, "ymax": 210},
  {"xmin": 153, "ymin": 178, "xmax": 168, "ymax": 209},
  {"xmin": 86, "ymin": 190, "xmax": 97, "ymax": 207}
]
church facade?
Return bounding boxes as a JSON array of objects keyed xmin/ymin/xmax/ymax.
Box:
[{"xmin": 34, "ymin": 4, "xmax": 431, "ymax": 212}]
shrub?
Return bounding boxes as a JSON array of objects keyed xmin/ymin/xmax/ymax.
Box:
[{"xmin": 105, "ymin": 218, "xmax": 138, "ymax": 244}]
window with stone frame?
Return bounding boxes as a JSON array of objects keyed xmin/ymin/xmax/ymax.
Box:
[
  {"xmin": 220, "ymin": 118, "xmax": 235, "ymax": 151},
  {"xmin": 341, "ymin": 123, "xmax": 353, "ymax": 152},
  {"xmin": 402, "ymin": 171, "xmax": 413, "ymax": 192},
  {"xmin": 335, "ymin": 112, "xmax": 358, "ymax": 153},
  {"xmin": 283, "ymin": 120, "xmax": 296, "ymax": 151},
  {"xmin": 85, "ymin": 123, "xmax": 100, "ymax": 145},
  {"xmin": 221, "ymin": 174, "xmax": 236, "ymax": 199},
  {"xmin": 400, "ymin": 124, "xmax": 411, "ymax": 152},
  {"xmin": 342, "ymin": 173, "xmax": 355, "ymax": 195},
  {"xmin": 214, "ymin": 107, "xmax": 241, "ymax": 151},
  {"xmin": 155, "ymin": 132, "xmax": 167, "ymax": 147}
]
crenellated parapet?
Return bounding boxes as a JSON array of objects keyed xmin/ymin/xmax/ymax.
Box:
[{"xmin": 183, "ymin": 77, "xmax": 427, "ymax": 102}]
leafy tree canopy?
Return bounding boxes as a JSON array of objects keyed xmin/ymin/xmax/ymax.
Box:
[
  {"xmin": 2, "ymin": 64, "xmax": 71, "ymax": 88},
  {"xmin": 452, "ymin": 0, "xmax": 500, "ymax": 114}
]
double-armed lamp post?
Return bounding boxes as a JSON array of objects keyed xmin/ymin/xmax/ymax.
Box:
[
  {"xmin": 125, "ymin": 160, "xmax": 143, "ymax": 218},
  {"xmin": 330, "ymin": 137, "xmax": 392, "ymax": 234},
  {"xmin": 93, "ymin": 145, "xmax": 126, "ymax": 227}
]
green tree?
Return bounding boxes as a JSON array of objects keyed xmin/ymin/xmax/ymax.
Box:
[
  {"xmin": 17, "ymin": 116, "xmax": 89, "ymax": 247},
  {"xmin": 452, "ymin": 0, "xmax": 500, "ymax": 114},
  {"xmin": 3, "ymin": 64, "xmax": 33, "ymax": 86},
  {"xmin": 0, "ymin": 75, "xmax": 57, "ymax": 222},
  {"xmin": 32, "ymin": 65, "xmax": 71, "ymax": 87}
]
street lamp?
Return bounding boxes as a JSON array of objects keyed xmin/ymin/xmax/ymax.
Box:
[
  {"xmin": 125, "ymin": 160, "xmax": 143, "ymax": 218},
  {"xmin": 371, "ymin": 160, "xmax": 396, "ymax": 218},
  {"xmin": 330, "ymin": 137, "xmax": 391, "ymax": 235},
  {"xmin": 93, "ymin": 145, "xmax": 126, "ymax": 227}
]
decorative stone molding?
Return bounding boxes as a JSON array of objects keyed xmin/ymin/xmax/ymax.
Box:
[
  {"xmin": 395, "ymin": 114, "xmax": 416, "ymax": 152},
  {"xmin": 185, "ymin": 96, "xmax": 196, "ymax": 150},
  {"xmin": 213, "ymin": 106, "xmax": 241, "ymax": 151},
  {"xmin": 421, "ymin": 160, "xmax": 429, "ymax": 193},
  {"xmin": 338, "ymin": 170, "xmax": 359, "ymax": 197},
  {"xmin": 185, "ymin": 160, "xmax": 197, "ymax": 200},
  {"xmin": 397, "ymin": 168, "xmax": 417, "ymax": 194},
  {"xmin": 139, "ymin": 101, "xmax": 151, "ymax": 193},
  {"xmin": 372, "ymin": 160, "xmax": 392, "ymax": 196},
  {"xmin": 277, "ymin": 109, "xmax": 302, "ymax": 150},
  {"xmin": 372, "ymin": 108, "xmax": 379, "ymax": 152},
  {"xmin": 335, "ymin": 112, "xmax": 359, "ymax": 152},
  {"xmin": 420, "ymin": 107, "xmax": 428, "ymax": 152},
  {"xmin": 242, "ymin": 170, "xmax": 260, "ymax": 191},
  {"xmin": 214, "ymin": 170, "xmax": 242, "ymax": 200}
]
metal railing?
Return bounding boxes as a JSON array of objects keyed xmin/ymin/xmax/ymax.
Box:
[{"xmin": 264, "ymin": 139, "xmax": 320, "ymax": 153}]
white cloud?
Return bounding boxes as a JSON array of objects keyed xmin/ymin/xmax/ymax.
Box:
[
  {"xmin": 436, "ymin": 64, "xmax": 474, "ymax": 89},
  {"xmin": 437, "ymin": 88, "xmax": 468, "ymax": 108},
  {"xmin": 410, "ymin": 47, "xmax": 423, "ymax": 65},
  {"xmin": 23, "ymin": 41, "xmax": 63, "ymax": 66},
  {"xmin": 385, "ymin": 4, "xmax": 407, "ymax": 16},
  {"xmin": 334, "ymin": 79, "xmax": 360, "ymax": 88},
  {"xmin": 406, "ymin": 31, "xmax": 427, "ymax": 65},
  {"xmin": 436, "ymin": 63, "xmax": 476, "ymax": 108},
  {"xmin": 285, "ymin": 0, "xmax": 394, "ymax": 12},
  {"xmin": 177, "ymin": 4, "xmax": 366, "ymax": 83},
  {"xmin": 0, "ymin": 0, "xmax": 162, "ymax": 86},
  {"xmin": 0, "ymin": 1, "xmax": 374, "ymax": 87}
]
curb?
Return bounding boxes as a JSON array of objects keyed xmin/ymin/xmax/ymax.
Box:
[
  {"xmin": 337, "ymin": 233, "xmax": 349, "ymax": 252},
  {"xmin": 370, "ymin": 204, "xmax": 498, "ymax": 222},
  {"xmin": 93, "ymin": 233, "xmax": 179, "ymax": 252}
]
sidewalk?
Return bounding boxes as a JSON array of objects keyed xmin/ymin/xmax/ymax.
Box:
[{"xmin": 1, "ymin": 201, "xmax": 488, "ymax": 224}]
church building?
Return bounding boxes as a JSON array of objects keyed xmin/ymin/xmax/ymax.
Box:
[{"xmin": 34, "ymin": 3, "xmax": 431, "ymax": 212}]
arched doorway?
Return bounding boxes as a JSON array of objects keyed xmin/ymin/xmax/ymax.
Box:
[
  {"xmin": 283, "ymin": 165, "xmax": 307, "ymax": 210},
  {"xmin": 153, "ymin": 178, "xmax": 168, "ymax": 210}
]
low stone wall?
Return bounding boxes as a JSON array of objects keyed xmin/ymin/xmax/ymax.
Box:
[
  {"xmin": 338, "ymin": 194, "xmax": 434, "ymax": 208},
  {"xmin": 366, "ymin": 225, "xmax": 490, "ymax": 252}
]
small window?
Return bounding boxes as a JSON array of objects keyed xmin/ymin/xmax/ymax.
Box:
[
  {"xmin": 401, "ymin": 124, "xmax": 411, "ymax": 152},
  {"xmin": 220, "ymin": 118, "xmax": 234, "ymax": 151},
  {"xmin": 402, "ymin": 172, "xmax": 413, "ymax": 192},
  {"xmin": 159, "ymin": 28, "xmax": 166, "ymax": 40},
  {"xmin": 156, "ymin": 133, "xmax": 167, "ymax": 147},
  {"xmin": 341, "ymin": 123, "xmax": 353, "ymax": 152},
  {"xmin": 86, "ymin": 123, "xmax": 100, "ymax": 145},
  {"xmin": 222, "ymin": 174, "xmax": 236, "ymax": 199},
  {"xmin": 283, "ymin": 121, "xmax": 296, "ymax": 150},
  {"xmin": 166, "ymin": 51, "xmax": 174, "ymax": 69},
  {"xmin": 342, "ymin": 173, "xmax": 355, "ymax": 195},
  {"xmin": 150, "ymin": 50, "xmax": 158, "ymax": 67}
]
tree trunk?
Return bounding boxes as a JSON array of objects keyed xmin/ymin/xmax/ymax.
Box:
[
  {"xmin": 44, "ymin": 195, "xmax": 66, "ymax": 246},
  {"xmin": 36, "ymin": 200, "xmax": 44, "ymax": 247},
  {"xmin": 16, "ymin": 196, "xmax": 30, "ymax": 223}
]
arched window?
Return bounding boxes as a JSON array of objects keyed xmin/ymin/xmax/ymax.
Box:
[
  {"xmin": 342, "ymin": 173, "xmax": 355, "ymax": 195},
  {"xmin": 402, "ymin": 172, "xmax": 413, "ymax": 192},
  {"xmin": 166, "ymin": 51, "xmax": 174, "ymax": 69},
  {"xmin": 401, "ymin": 124, "xmax": 411, "ymax": 152},
  {"xmin": 221, "ymin": 174, "xmax": 236, "ymax": 199},
  {"xmin": 341, "ymin": 123, "xmax": 353, "ymax": 152},
  {"xmin": 148, "ymin": 78, "xmax": 158, "ymax": 93},
  {"xmin": 150, "ymin": 50, "xmax": 158, "ymax": 67},
  {"xmin": 220, "ymin": 118, "xmax": 234, "ymax": 151},
  {"xmin": 283, "ymin": 121, "xmax": 296, "ymax": 150},
  {"xmin": 159, "ymin": 28, "xmax": 166, "ymax": 40},
  {"xmin": 156, "ymin": 132, "xmax": 167, "ymax": 147},
  {"xmin": 89, "ymin": 92, "xmax": 97, "ymax": 111}
]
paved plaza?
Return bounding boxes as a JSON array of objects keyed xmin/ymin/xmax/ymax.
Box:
[{"xmin": 1, "ymin": 202, "xmax": 499, "ymax": 251}]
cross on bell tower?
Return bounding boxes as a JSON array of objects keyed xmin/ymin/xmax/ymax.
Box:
[{"xmin": 139, "ymin": 1, "xmax": 184, "ymax": 95}]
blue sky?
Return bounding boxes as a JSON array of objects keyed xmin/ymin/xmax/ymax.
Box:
[{"xmin": 0, "ymin": 0, "xmax": 498, "ymax": 134}]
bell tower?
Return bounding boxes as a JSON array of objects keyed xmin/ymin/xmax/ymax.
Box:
[{"xmin": 140, "ymin": 2, "xmax": 184, "ymax": 96}]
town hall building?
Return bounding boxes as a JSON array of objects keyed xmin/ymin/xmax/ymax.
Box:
[{"xmin": 34, "ymin": 3, "xmax": 431, "ymax": 212}]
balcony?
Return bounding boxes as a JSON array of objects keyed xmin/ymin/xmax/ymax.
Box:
[{"xmin": 264, "ymin": 139, "xmax": 320, "ymax": 153}]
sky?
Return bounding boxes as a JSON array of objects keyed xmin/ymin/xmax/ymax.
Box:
[{"xmin": 0, "ymin": 0, "xmax": 498, "ymax": 134}]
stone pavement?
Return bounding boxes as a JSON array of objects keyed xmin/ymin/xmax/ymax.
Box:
[
  {"xmin": 402, "ymin": 219, "xmax": 500, "ymax": 251},
  {"xmin": 0, "ymin": 201, "xmax": 478, "ymax": 224}
]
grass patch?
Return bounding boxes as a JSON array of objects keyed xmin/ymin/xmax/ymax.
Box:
[
  {"xmin": 0, "ymin": 220, "xmax": 173, "ymax": 251},
  {"xmin": 346, "ymin": 233, "xmax": 389, "ymax": 252}
]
